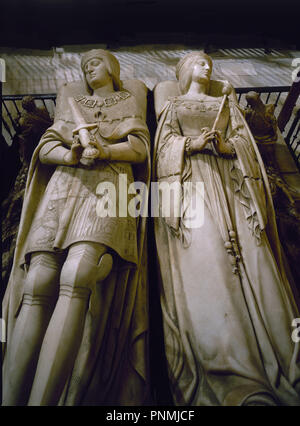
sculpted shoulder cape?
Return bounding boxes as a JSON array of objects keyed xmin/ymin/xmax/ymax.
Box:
[{"xmin": 3, "ymin": 80, "xmax": 151, "ymax": 405}]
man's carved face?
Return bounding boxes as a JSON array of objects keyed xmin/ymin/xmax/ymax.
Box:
[{"xmin": 84, "ymin": 57, "xmax": 112, "ymax": 90}]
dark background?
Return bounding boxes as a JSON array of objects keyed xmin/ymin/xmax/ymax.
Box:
[{"xmin": 0, "ymin": 0, "xmax": 299, "ymax": 49}]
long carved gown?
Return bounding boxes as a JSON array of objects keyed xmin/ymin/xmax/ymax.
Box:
[{"xmin": 154, "ymin": 94, "xmax": 300, "ymax": 406}]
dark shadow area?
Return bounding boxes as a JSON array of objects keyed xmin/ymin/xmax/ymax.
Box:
[
  {"xmin": 1, "ymin": 0, "xmax": 299, "ymax": 49},
  {"xmin": 146, "ymin": 89, "xmax": 174, "ymax": 405}
]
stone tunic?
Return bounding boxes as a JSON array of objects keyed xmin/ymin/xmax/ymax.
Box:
[{"xmin": 24, "ymin": 92, "xmax": 142, "ymax": 265}]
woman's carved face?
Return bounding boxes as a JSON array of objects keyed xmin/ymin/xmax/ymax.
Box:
[
  {"xmin": 191, "ymin": 57, "xmax": 212, "ymax": 84},
  {"xmin": 84, "ymin": 57, "xmax": 112, "ymax": 90}
]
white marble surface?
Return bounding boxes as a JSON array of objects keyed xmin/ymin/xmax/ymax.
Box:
[
  {"xmin": 2, "ymin": 45, "xmax": 299, "ymax": 159},
  {"xmin": 1, "ymin": 45, "xmax": 300, "ymax": 94}
]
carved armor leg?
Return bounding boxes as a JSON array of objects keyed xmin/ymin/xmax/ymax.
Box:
[
  {"xmin": 3, "ymin": 252, "xmax": 64, "ymax": 406},
  {"xmin": 28, "ymin": 241, "xmax": 112, "ymax": 406}
]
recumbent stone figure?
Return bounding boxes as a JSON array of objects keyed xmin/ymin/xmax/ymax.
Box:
[{"xmin": 3, "ymin": 49, "xmax": 151, "ymax": 406}]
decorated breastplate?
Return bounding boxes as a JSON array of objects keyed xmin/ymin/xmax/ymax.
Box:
[
  {"xmin": 73, "ymin": 91, "xmax": 142, "ymax": 125},
  {"xmin": 74, "ymin": 90, "xmax": 131, "ymax": 109},
  {"xmin": 71, "ymin": 90, "xmax": 143, "ymax": 142}
]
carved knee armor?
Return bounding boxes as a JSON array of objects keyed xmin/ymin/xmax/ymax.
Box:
[
  {"xmin": 59, "ymin": 243, "xmax": 113, "ymax": 300},
  {"xmin": 23, "ymin": 252, "xmax": 63, "ymax": 308}
]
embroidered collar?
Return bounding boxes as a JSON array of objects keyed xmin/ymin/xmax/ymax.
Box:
[{"xmin": 74, "ymin": 91, "xmax": 131, "ymax": 108}]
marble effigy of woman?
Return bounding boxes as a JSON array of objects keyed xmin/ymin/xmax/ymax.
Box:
[
  {"xmin": 3, "ymin": 49, "xmax": 151, "ymax": 406},
  {"xmin": 153, "ymin": 51, "xmax": 300, "ymax": 406}
]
